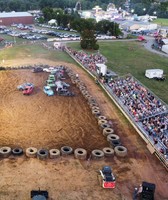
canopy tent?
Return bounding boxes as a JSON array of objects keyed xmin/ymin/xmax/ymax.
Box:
[{"xmin": 48, "ymin": 19, "xmax": 57, "ymax": 25}]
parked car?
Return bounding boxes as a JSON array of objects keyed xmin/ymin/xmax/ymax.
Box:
[
  {"xmin": 43, "ymin": 86, "xmax": 54, "ymax": 96},
  {"xmin": 23, "ymin": 85, "xmax": 34, "ymax": 95},
  {"xmin": 32, "ymin": 67, "xmax": 44, "ymax": 73}
]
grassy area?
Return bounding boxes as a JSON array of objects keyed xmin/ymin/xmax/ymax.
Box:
[
  {"xmin": 0, "ymin": 44, "xmax": 76, "ymax": 64},
  {"xmin": 153, "ymin": 18, "xmax": 168, "ymax": 26},
  {"xmin": 69, "ymin": 41, "xmax": 168, "ymax": 104}
]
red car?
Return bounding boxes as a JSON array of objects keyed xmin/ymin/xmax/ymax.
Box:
[{"xmin": 23, "ymin": 85, "xmax": 34, "ymax": 95}]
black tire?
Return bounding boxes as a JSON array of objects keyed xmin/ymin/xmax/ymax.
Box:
[
  {"xmin": 91, "ymin": 106, "xmax": 100, "ymax": 110},
  {"xmin": 92, "ymin": 109, "xmax": 100, "ymax": 116},
  {"xmin": 85, "ymin": 94, "xmax": 92, "ymax": 100},
  {"xmin": 91, "ymin": 149, "xmax": 104, "ymax": 160},
  {"xmin": 37, "ymin": 149, "xmax": 48, "ymax": 160},
  {"xmin": 89, "ymin": 102, "xmax": 98, "ymax": 108},
  {"xmin": 114, "ymin": 146, "xmax": 127, "ymax": 157},
  {"xmin": 110, "ymin": 140, "xmax": 122, "ymax": 148},
  {"xmin": 49, "ymin": 149, "xmax": 60, "ymax": 159},
  {"xmin": 0, "ymin": 146, "xmax": 11, "ymax": 158},
  {"xmin": 12, "ymin": 147, "xmax": 23, "ymax": 156},
  {"xmin": 102, "ymin": 147, "xmax": 114, "ymax": 157},
  {"xmin": 98, "ymin": 115, "xmax": 107, "ymax": 121},
  {"xmin": 107, "ymin": 134, "xmax": 120, "ymax": 142},
  {"xmin": 26, "ymin": 147, "xmax": 37, "ymax": 158},
  {"xmin": 103, "ymin": 128, "xmax": 114, "ymax": 136},
  {"xmin": 98, "ymin": 119, "xmax": 108, "ymax": 125},
  {"xmin": 99, "ymin": 123, "xmax": 111, "ymax": 130},
  {"xmin": 74, "ymin": 148, "xmax": 87, "ymax": 160},
  {"xmin": 61, "ymin": 146, "xmax": 73, "ymax": 156}
]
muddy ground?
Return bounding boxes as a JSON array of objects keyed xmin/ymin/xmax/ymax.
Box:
[{"xmin": 0, "ymin": 59, "xmax": 167, "ymax": 200}]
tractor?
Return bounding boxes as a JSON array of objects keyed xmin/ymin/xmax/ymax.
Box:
[{"xmin": 98, "ymin": 166, "xmax": 116, "ymax": 189}]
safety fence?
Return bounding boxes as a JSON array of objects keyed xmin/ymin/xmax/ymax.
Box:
[{"xmin": 65, "ymin": 47, "xmax": 168, "ymax": 170}]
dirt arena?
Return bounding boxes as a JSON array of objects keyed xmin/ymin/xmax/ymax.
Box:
[{"xmin": 0, "ymin": 59, "xmax": 167, "ymax": 200}]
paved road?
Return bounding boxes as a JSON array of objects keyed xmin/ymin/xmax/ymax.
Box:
[{"xmin": 143, "ymin": 36, "xmax": 168, "ymax": 58}]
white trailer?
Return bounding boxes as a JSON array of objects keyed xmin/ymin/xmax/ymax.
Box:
[
  {"xmin": 96, "ymin": 64, "xmax": 107, "ymax": 76},
  {"xmin": 145, "ymin": 69, "xmax": 163, "ymax": 79},
  {"xmin": 162, "ymin": 45, "xmax": 168, "ymax": 54}
]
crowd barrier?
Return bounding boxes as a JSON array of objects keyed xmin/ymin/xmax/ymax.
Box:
[{"xmin": 65, "ymin": 47, "xmax": 168, "ymax": 170}]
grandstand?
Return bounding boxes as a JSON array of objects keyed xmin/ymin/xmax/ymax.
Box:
[{"xmin": 65, "ymin": 47, "xmax": 168, "ymax": 168}]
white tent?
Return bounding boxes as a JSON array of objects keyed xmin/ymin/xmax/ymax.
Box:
[
  {"xmin": 145, "ymin": 69, "xmax": 163, "ymax": 79},
  {"xmin": 96, "ymin": 64, "xmax": 107, "ymax": 76},
  {"xmin": 162, "ymin": 45, "xmax": 168, "ymax": 54},
  {"xmin": 48, "ymin": 19, "xmax": 57, "ymax": 25}
]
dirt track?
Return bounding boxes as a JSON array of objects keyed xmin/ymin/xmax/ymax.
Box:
[{"xmin": 0, "ymin": 59, "xmax": 168, "ymax": 200}]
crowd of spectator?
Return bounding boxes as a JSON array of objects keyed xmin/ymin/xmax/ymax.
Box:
[
  {"xmin": 108, "ymin": 76, "xmax": 167, "ymax": 121},
  {"xmin": 65, "ymin": 47, "xmax": 168, "ymax": 159},
  {"xmin": 107, "ymin": 76, "xmax": 168, "ymax": 158},
  {"xmin": 66, "ymin": 47, "xmax": 107, "ymax": 72},
  {"xmin": 142, "ymin": 114, "xmax": 168, "ymax": 149}
]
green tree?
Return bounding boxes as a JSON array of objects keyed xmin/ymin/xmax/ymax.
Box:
[{"xmin": 80, "ymin": 29, "xmax": 99, "ymax": 50}]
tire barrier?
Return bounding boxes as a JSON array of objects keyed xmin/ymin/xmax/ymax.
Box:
[
  {"xmin": 89, "ymin": 102, "xmax": 99, "ymax": 108},
  {"xmin": 107, "ymin": 134, "xmax": 120, "ymax": 142},
  {"xmin": 0, "ymin": 146, "xmax": 11, "ymax": 158},
  {"xmin": 99, "ymin": 123, "xmax": 111, "ymax": 130},
  {"xmin": 37, "ymin": 149, "xmax": 48, "ymax": 160},
  {"xmin": 110, "ymin": 140, "xmax": 122, "ymax": 149},
  {"xmin": 103, "ymin": 127, "xmax": 114, "ymax": 136},
  {"xmin": 98, "ymin": 119, "xmax": 108, "ymax": 125},
  {"xmin": 98, "ymin": 115, "xmax": 107, "ymax": 121},
  {"xmin": 91, "ymin": 149, "xmax": 104, "ymax": 160},
  {"xmin": 92, "ymin": 109, "xmax": 101, "ymax": 118},
  {"xmin": 85, "ymin": 94, "xmax": 92, "ymax": 100},
  {"xmin": 79, "ymin": 86, "xmax": 86, "ymax": 92},
  {"xmin": 26, "ymin": 147, "xmax": 38, "ymax": 158},
  {"xmin": 12, "ymin": 147, "xmax": 23, "ymax": 156},
  {"xmin": 114, "ymin": 146, "xmax": 127, "ymax": 157},
  {"xmin": 91, "ymin": 106, "xmax": 100, "ymax": 110},
  {"xmin": 49, "ymin": 149, "xmax": 60, "ymax": 159},
  {"xmin": 74, "ymin": 148, "xmax": 87, "ymax": 160},
  {"xmin": 88, "ymin": 98, "xmax": 97, "ymax": 105},
  {"xmin": 61, "ymin": 146, "xmax": 73, "ymax": 156},
  {"xmin": 102, "ymin": 147, "xmax": 114, "ymax": 157}
]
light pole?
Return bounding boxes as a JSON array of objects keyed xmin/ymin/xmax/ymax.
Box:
[
  {"xmin": 131, "ymin": 9, "xmax": 134, "ymax": 15},
  {"xmin": 143, "ymin": 8, "xmax": 146, "ymax": 15}
]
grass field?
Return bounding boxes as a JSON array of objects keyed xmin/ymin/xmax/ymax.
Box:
[
  {"xmin": 68, "ymin": 41, "xmax": 168, "ymax": 104},
  {"xmin": 0, "ymin": 44, "xmax": 75, "ymax": 64},
  {"xmin": 153, "ymin": 18, "xmax": 168, "ymax": 26}
]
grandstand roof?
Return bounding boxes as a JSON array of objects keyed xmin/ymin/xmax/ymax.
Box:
[{"xmin": 0, "ymin": 12, "xmax": 32, "ymax": 18}]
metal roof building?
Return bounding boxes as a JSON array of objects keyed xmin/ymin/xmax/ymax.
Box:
[{"xmin": 0, "ymin": 12, "xmax": 33, "ymax": 25}]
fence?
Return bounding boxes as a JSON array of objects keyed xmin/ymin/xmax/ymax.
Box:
[{"xmin": 65, "ymin": 47, "xmax": 168, "ymax": 170}]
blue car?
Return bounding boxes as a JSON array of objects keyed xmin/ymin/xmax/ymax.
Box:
[
  {"xmin": 17, "ymin": 83, "xmax": 34, "ymax": 91},
  {"xmin": 43, "ymin": 86, "xmax": 54, "ymax": 96}
]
